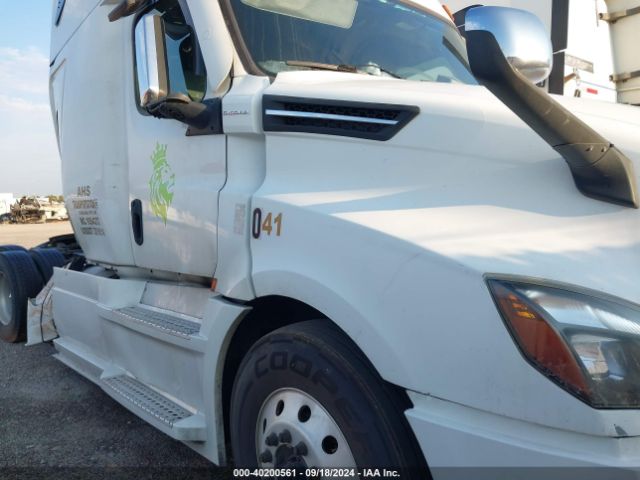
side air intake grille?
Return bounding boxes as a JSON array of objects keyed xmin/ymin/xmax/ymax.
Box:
[{"xmin": 263, "ymin": 95, "xmax": 419, "ymax": 141}]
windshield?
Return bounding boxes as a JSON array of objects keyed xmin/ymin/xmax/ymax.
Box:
[{"xmin": 226, "ymin": 0, "xmax": 477, "ymax": 84}]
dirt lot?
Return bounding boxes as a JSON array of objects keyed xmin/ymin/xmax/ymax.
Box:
[
  {"xmin": 0, "ymin": 222, "xmax": 73, "ymax": 249},
  {"xmin": 0, "ymin": 223, "xmax": 231, "ymax": 479},
  {"xmin": 0, "ymin": 342, "xmax": 228, "ymax": 480}
]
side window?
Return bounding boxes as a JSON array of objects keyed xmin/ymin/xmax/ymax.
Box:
[{"xmin": 135, "ymin": 0, "xmax": 207, "ymax": 106}]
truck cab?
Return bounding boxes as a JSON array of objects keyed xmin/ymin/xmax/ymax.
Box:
[{"xmin": 1, "ymin": 0, "xmax": 639, "ymax": 476}]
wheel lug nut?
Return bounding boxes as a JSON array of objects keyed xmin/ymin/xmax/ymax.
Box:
[
  {"xmin": 278, "ymin": 429, "xmax": 292, "ymax": 444},
  {"xmin": 259, "ymin": 450, "xmax": 273, "ymax": 464},
  {"xmin": 294, "ymin": 441, "xmax": 308, "ymax": 456},
  {"xmin": 265, "ymin": 433, "xmax": 278, "ymax": 446}
]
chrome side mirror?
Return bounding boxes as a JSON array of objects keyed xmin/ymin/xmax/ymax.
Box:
[
  {"xmin": 134, "ymin": 14, "xmax": 169, "ymax": 108},
  {"xmin": 133, "ymin": 12, "xmax": 221, "ymax": 131},
  {"xmin": 464, "ymin": 6, "xmax": 552, "ymax": 84}
]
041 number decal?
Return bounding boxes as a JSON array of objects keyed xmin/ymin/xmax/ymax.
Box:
[{"xmin": 252, "ymin": 209, "xmax": 283, "ymax": 239}]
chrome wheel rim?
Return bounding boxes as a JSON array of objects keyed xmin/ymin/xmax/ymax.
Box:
[
  {"xmin": 256, "ymin": 388, "xmax": 357, "ymax": 472},
  {"xmin": 0, "ymin": 271, "xmax": 13, "ymax": 326}
]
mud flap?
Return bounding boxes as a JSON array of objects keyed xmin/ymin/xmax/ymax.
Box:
[{"xmin": 26, "ymin": 279, "xmax": 58, "ymax": 346}]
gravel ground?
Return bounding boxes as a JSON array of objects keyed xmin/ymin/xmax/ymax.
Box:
[
  {"xmin": 0, "ymin": 223, "xmax": 232, "ymax": 479},
  {"xmin": 0, "ymin": 340, "xmax": 231, "ymax": 480},
  {"xmin": 0, "ymin": 223, "xmax": 74, "ymax": 249}
]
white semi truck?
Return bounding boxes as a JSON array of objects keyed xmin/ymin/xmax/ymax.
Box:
[{"xmin": 1, "ymin": 0, "xmax": 640, "ymax": 477}]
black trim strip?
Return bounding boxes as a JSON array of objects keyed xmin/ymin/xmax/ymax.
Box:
[
  {"xmin": 549, "ymin": 0, "xmax": 569, "ymax": 95},
  {"xmin": 263, "ymin": 95, "xmax": 419, "ymax": 142},
  {"xmin": 218, "ymin": 0, "xmax": 264, "ymax": 77}
]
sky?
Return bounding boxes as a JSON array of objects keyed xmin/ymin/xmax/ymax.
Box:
[{"xmin": 0, "ymin": 0, "xmax": 61, "ymax": 196}]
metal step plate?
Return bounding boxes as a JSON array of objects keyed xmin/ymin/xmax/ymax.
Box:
[
  {"xmin": 102, "ymin": 374, "xmax": 207, "ymax": 442},
  {"xmin": 117, "ymin": 306, "xmax": 200, "ymax": 337},
  {"xmin": 103, "ymin": 375, "xmax": 192, "ymax": 427}
]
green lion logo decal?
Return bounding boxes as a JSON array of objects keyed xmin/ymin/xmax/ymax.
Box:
[{"xmin": 149, "ymin": 143, "xmax": 175, "ymax": 225}]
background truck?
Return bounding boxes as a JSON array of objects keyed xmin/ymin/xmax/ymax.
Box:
[
  {"xmin": 1, "ymin": 0, "xmax": 640, "ymax": 477},
  {"xmin": 1, "ymin": 196, "xmax": 69, "ymax": 224},
  {"xmin": 447, "ymin": 0, "xmax": 640, "ymax": 104}
]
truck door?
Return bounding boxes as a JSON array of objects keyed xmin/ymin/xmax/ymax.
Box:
[{"xmin": 125, "ymin": 0, "xmax": 226, "ymax": 277}]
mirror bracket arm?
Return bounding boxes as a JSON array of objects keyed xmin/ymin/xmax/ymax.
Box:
[
  {"xmin": 467, "ymin": 29, "xmax": 639, "ymax": 209},
  {"xmin": 146, "ymin": 95, "xmax": 223, "ymax": 135},
  {"xmin": 186, "ymin": 99, "xmax": 224, "ymax": 137}
]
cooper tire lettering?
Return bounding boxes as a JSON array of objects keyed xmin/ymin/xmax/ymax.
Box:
[
  {"xmin": 270, "ymin": 351, "xmax": 288, "ymax": 370},
  {"xmin": 290, "ymin": 353, "xmax": 313, "ymax": 378},
  {"xmin": 255, "ymin": 354, "xmax": 268, "ymax": 378}
]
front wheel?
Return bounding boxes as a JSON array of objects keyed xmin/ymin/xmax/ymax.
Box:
[{"xmin": 230, "ymin": 320, "xmax": 428, "ymax": 478}]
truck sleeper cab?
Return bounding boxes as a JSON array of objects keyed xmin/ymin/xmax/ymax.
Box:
[{"xmin": 0, "ymin": 0, "xmax": 638, "ymax": 477}]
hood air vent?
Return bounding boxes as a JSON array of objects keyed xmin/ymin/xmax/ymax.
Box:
[{"xmin": 263, "ymin": 95, "xmax": 419, "ymax": 141}]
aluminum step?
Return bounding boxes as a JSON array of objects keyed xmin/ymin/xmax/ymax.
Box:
[
  {"xmin": 99, "ymin": 304, "xmax": 207, "ymax": 354},
  {"xmin": 117, "ymin": 306, "xmax": 201, "ymax": 337},
  {"xmin": 102, "ymin": 374, "xmax": 206, "ymax": 442}
]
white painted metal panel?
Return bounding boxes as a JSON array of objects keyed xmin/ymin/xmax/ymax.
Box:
[
  {"xmin": 406, "ymin": 392, "xmax": 640, "ymax": 472},
  {"xmin": 53, "ymin": 5, "xmax": 136, "ymax": 266},
  {"xmin": 251, "ymin": 71, "xmax": 640, "ymax": 438},
  {"xmin": 50, "ymin": 0, "xmax": 103, "ymax": 61},
  {"xmin": 51, "ymin": 267, "xmax": 249, "ymax": 464},
  {"xmin": 124, "ymin": 119, "xmax": 226, "ymax": 277},
  {"xmin": 124, "ymin": 14, "xmax": 226, "ymax": 277}
]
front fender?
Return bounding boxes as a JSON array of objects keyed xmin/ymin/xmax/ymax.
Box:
[{"xmin": 250, "ymin": 203, "xmax": 640, "ymax": 438}]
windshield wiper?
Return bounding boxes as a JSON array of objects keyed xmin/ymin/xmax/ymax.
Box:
[
  {"xmin": 286, "ymin": 60, "xmax": 358, "ymax": 72},
  {"xmin": 285, "ymin": 60, "xmax": 401, "ymax": 79}
]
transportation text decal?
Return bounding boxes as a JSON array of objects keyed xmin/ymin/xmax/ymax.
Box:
[{"xmin": 73, "ymin": 185, "xmax": 105, "ymax": 236}]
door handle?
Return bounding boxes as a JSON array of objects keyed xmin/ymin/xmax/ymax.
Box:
[{"xmin": 131, "ymin": 199, "xmax": 144, "ymax": 245}]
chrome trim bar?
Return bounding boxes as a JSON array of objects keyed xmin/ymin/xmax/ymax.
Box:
[{"xmin": 265, "ymin": 109, "xmax": 398, "ymax": 125}]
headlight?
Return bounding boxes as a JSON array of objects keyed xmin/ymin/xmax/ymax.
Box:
[{"xmin": 488, "ymin": 278, "xmax": 640, "ymax": 408}]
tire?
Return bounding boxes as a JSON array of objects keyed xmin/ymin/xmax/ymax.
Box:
[
  {"xmin": 29, "ymin": 248, "xmax": 66, "ymax": 283},
  {"xmin": 0, "ymin": 245, "xmax": 27, "ymax": 252},
  {"xmin": 0, "ymin": 251, "xmax": 44, "ymax": 343},
  {"xmin": 230, "ymin": 320, "xmax": 429, "ymax": 478}
]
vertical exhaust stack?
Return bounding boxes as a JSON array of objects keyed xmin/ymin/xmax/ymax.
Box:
[{"xmin": 463, "ymin": 6, "xmax": 639, "ymax": 208}]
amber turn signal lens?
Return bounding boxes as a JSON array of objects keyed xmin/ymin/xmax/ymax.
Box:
[{"xmin": 490, "ymin": 282, "xmax": 590, "ymax": 397}]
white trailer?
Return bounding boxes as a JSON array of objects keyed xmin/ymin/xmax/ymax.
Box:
[
  {"xmin": 446, "ymin": 0, "xmax": 640, "ymax": 104},
  {"xmin": 1, "ymin": 0, "xmax": 640, "ymax": 477}
]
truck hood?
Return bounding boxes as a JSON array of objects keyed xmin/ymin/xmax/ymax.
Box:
[{"xmin": 266, "ymin": 72, "xmax": 640, "ymax": 304}]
